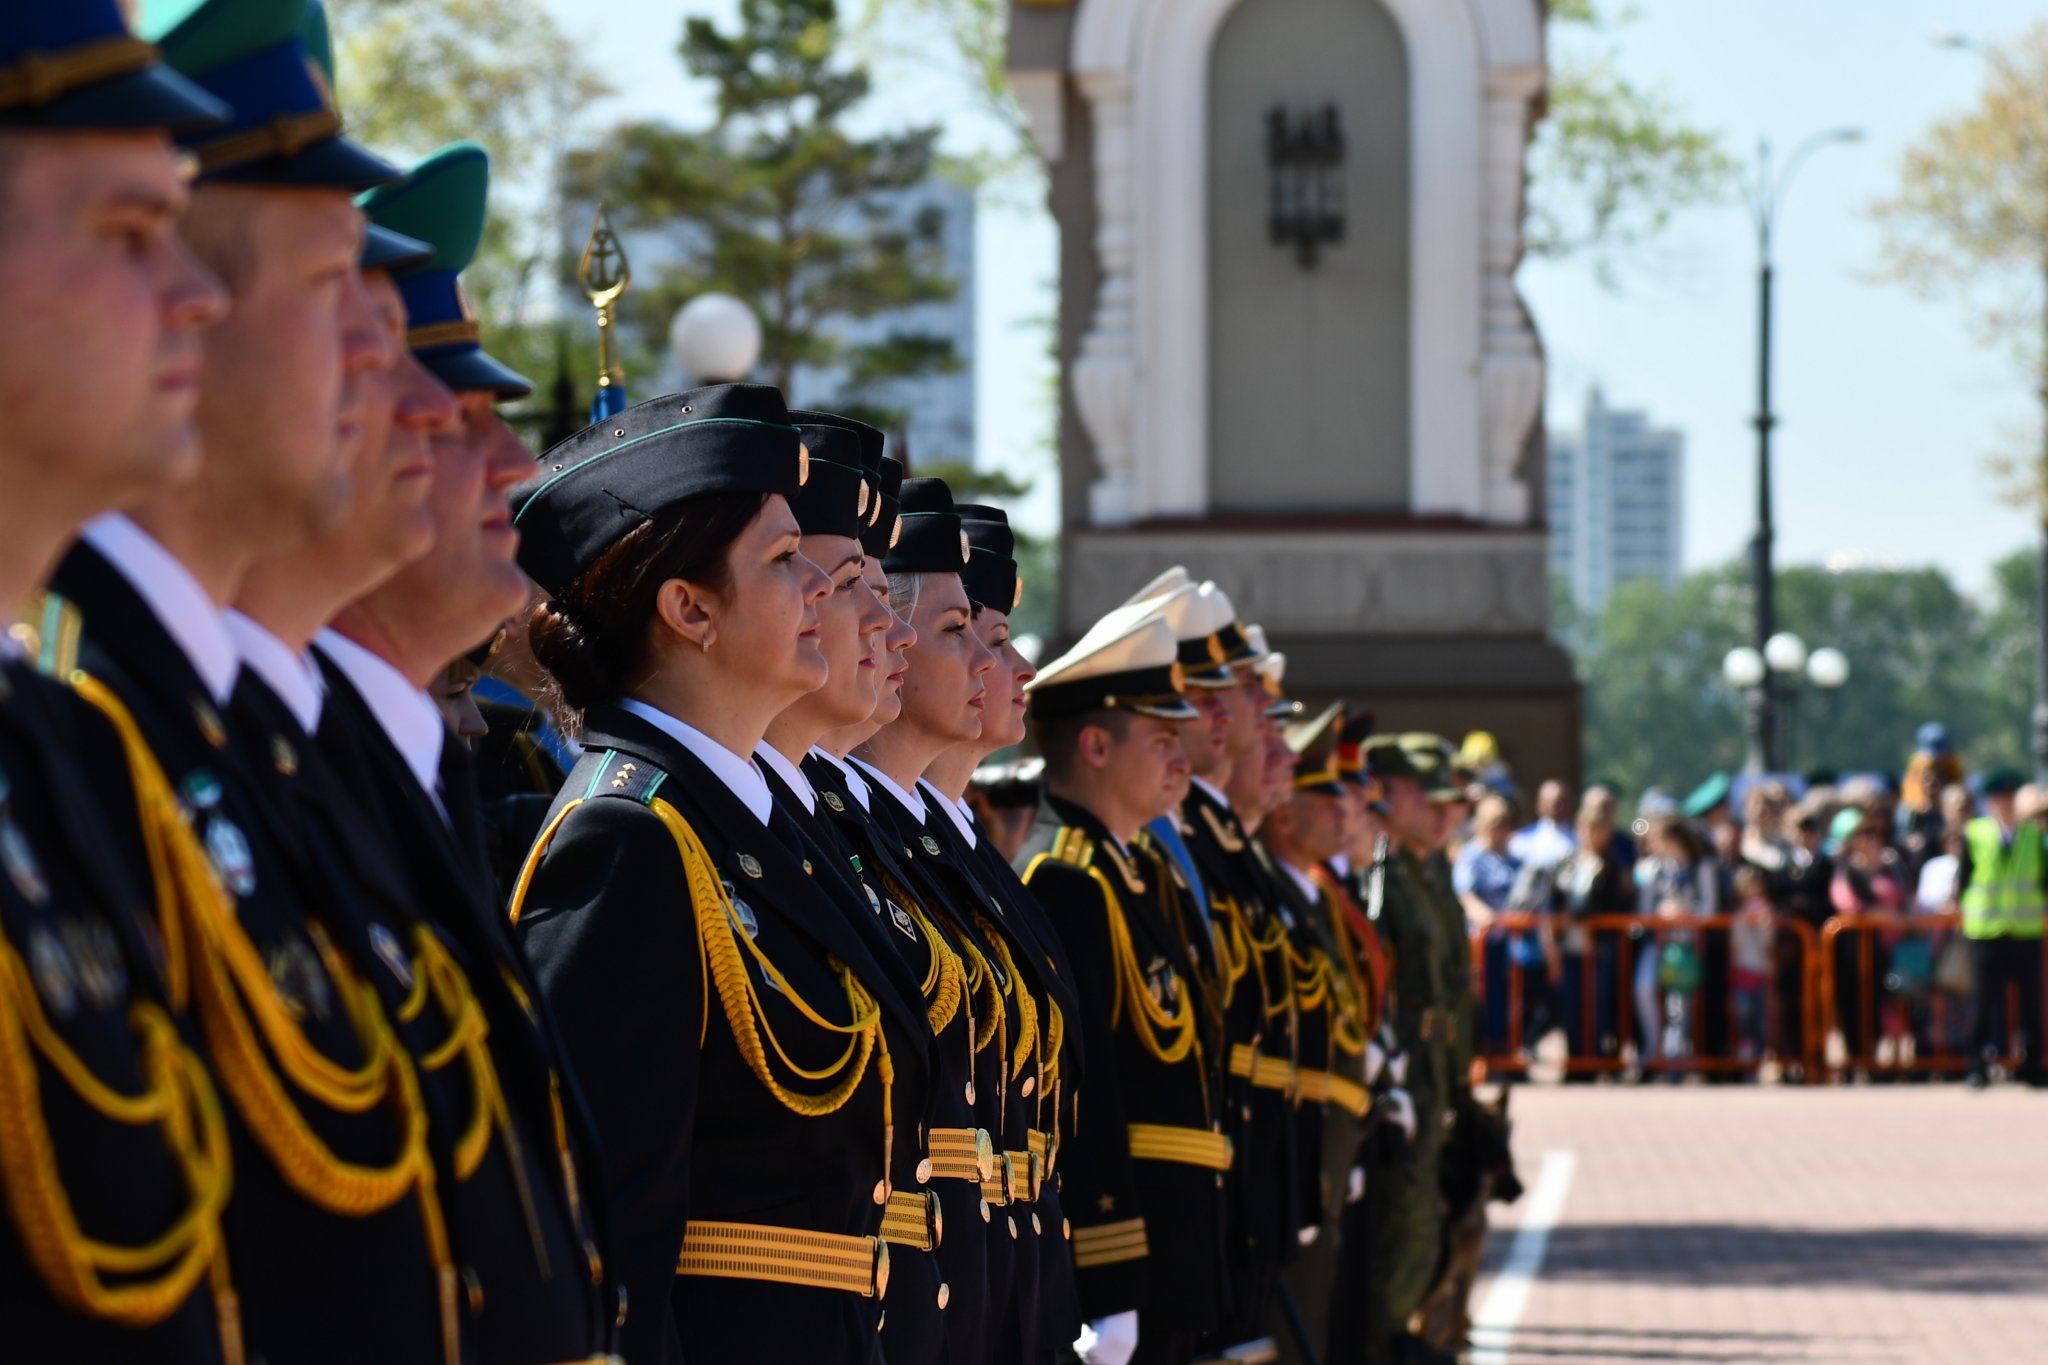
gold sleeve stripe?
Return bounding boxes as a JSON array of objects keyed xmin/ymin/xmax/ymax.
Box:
[
  {"xmin": 1126, "ymin": 1122, "xmax": 1234, "ymax": 1172},
  {"xmin": 1069, "ymin": 1217, "xmax": 1149, "ymax": 1268}
]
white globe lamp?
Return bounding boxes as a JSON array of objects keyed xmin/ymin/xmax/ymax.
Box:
[
  {"xmin": 669, "ymin": 293, "xmax": 763, "ymax": 383},
  {"xmin": 1764, "ymin": 631, "xmax": 1809, "ymax": 675},
  {"xmin": 1807, "ymin": 647, "xmax": 1850, "ymax": 690},
  {"xmin": 1723, "ymin": 646, "xmax": 1766, "ymax": 690}
]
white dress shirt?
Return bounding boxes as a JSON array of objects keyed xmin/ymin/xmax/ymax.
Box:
[
  {"xmin": 1191, "ymin": 774, "xmax": 1233, "ymax": 811},
  {"xmin": 755, "ymin": 741, "xmax": 818, "ymax": 816},
  {"xmin": 82, "ymin": 513, "xmax": 238, "ymax": 706},
  {"xmin": 850, "ymin": 757, "xmax": 927, "ymax": 824},
  {"xmin": 618, "ymin": 698, "xmax": 772, "ymax": 826},
  {"xmin": 315, "ymin": 628, "xmax": 447, "ymax": 821},
  {"xmin": 922, "ymin": 779, "xmax": 978, "ymax": 850},
  {"xmin": 810, "ymin": 748, "xmax": 872, "ymax": 812},
  {"xmin": 1277, "ymin": 856, "xmax": 1322, "ymax": 908},
  {"xmin": 223, "ymin": 610, "xmax": 325, "ymax": 734}
]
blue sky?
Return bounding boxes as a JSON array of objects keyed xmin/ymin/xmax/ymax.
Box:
[{"xmin": 536, "ymin": 0, "xmax": 2048, "ymax": 594}]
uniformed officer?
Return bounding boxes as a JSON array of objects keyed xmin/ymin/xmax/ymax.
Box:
[
  {"xmin": 913, "ymin": 495, "xmax": 1090, "ymax": 1365},
  {"xmin": 851, "ymin": 475, "xmax": 1073, "ymax": 1362},
  {"xmin": 46, "ymin": 1, "xmax": 480, "ymax": 1358},
  {"xmin": 1015, "ymin": 599, "xmax": 1232, "ymax": 1365},
  {"xmin": 508, "ymin": 384, "xmax": 931, "ymax": 1365},
  {"xmin": 1399, "ymin": 734, "xmax": 1478, "ymax": 1106},
  {"xmin": 0, "ymin": 5, "xmax": 238, "ymax": 1358},
  {"xmin": 1116, "ymin": 575, "xmax": 1300, "ymax": 1362},
  {"xmin": 749, "ymin": 416, "xmax": 959, "ymax": 1364},
  {"xmin": 1325, "ymin": 739, "xmax": 1451, "ymax": 1365}
]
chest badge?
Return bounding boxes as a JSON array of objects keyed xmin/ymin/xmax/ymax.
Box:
[
  {"xmin": 65, "ymin": 917, "xmax": 126, "ymax": 1012},
  {"xmin": 272, "ymin": 736, "xmax": 299, "ymax": 777},
  {"xmin": 920, "ymin": 836, "xmax": 942, "ymax": 857},
  {"xmin": 191, "ymin": 698, "xmax": 228, "ymax": 749},
  {"xmin": 26, "ymin": 926, "xmax": 78, "ymax": 1019},
  {"xmin": 888, "ymin": 900, "xmax": 918, "ymax": 941},
  {"xmin": 823, "ymin": 791, "xmax": 845, "ymax": 813},
  {"xmin": 736, "ymin": 853, "xmax": 764, "ymax": 880},
  {"xmin": 267, "ymin": 935, "xmax": 334, "ymax": 1022},
  {"xmin": 728, "ymin": 897, "xmax": 760, "ymax": 940},
  {"xmin": 863, "ymin": 883, "xmax": 884, "ymax": 916},
  {"xmin": 202, "ymin": 815, "xmax": 257, "ymax": 897},
  {"xmin": 0, "ymin": 817, "xmax": 50, "ymax": 906},
  {"xmin": 369, "ymin": 922, "xmax": 414, "ymax": 990}
]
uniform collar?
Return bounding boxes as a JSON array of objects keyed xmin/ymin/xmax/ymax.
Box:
[
  {"xmin": 223, "ymin": 609, "xmax": 324, "ymax": 733},
  {"xmin": 81, "ymin": 513, "xmax": 237, "ymax": 705},
  {"xmin": 755, "ymin": 741, "xmax": 817, "ymax": 816},
  {"xmin": 618, "ymin": 697, "xmax": 771, "ymax": 826},
  {"xmin": 810, "ymin": 747, "xmax": 871, "ymax": 811},
  {"xmin": 923, "ymin": 778, "xmax": 977, "ymax": 849},
  {"xmin": 1276, "ymin": 854, "xmax": 1321, "ymax": 907},
  {"xmin": 851, "ymin": 757, "xmax": 927, "ymax": 824},
  {"xmin": 1191, "ymin": 773, "xmax": 1233, "ymax": 810},
  {"xmin": 314, "ymin": 627, "xmax": 446, "ymax": 816}
]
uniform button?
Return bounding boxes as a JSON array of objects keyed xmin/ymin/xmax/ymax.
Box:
[
  {"xmin": 876, "ymin": 1312, "xmax": 887, "ymax": 1333},
  {"xmin": 1062, "ymin": 1218, "xmax": 1072, "ymax": 1240},
  {"xmin": 1215, "ymin": 1174, "xmax": 1225, "ymax": 1189},
  {"xmin": 462, "ymin": 1267, "xmax": 484, "ymax": 1315},
  {"xmin": 1242, "ymin": 1105, "xmax": 1252, "ymax": 1122},
  {"xmin": 979, "ymin": 1200, "xmax": 991, "ymax": 1223},
  {"xmin": 1032, "ymin": 1213, "xmax": 1042, "ymax": 1235},
  {"xmin": 936, "ymin": 1283, "xmax": 951, "ymax": 1310},
  {"xmin": 916, "ymin": 1158, "xmax": 933, "ymax": 1184},
  {"xmin": 1007, "ymin": 1216, "xmax": 1018, "ymax": 1239},
  {"xmin": 873, "ymin": 1180, "xmax": 890, "ymax": 1205},
  {"xmin": 1021, "ymin": 1075, "xmax": 1035, "ymax": 1098}
]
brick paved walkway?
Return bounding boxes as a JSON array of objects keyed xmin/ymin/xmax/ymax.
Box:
[{"xmin": 1467, "ymin": 1085, "xmax": 2048, "ymax": 1363}]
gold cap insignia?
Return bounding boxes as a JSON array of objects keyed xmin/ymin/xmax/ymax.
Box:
[
  {"xmin": 796, "ymin": 443, "xmax": 810, "ymax": 487},
  {"xmin": 890, "ymin": 515, "xmax": 903, "ymax": 550},
  {"xmin": 857, "ymin": 479, "xmax": 870, "ymax": 517},
  {"xmin": 1013, "ymin": 578, "xmax": 1024, "ymax": 612},
  {"xmin": 960, "ymin": 532, "xmax": 972, "ymax": 564},
  {"xmin": 1208, "ymin": 634, "xmax": 1227, "ymax": 664}
]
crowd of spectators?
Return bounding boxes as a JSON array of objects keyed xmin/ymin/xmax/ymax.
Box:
[{"xmin": 1449, "ymin": 723, "xmax": 2043, "ymax": 1083}]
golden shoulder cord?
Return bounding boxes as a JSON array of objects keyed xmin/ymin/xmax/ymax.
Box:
[
  {"xmin": 877, "ymin": 868, "xmax": 966, "ymax": 1036},
  {"xmin": 511, "ymin": 798, "xmax": 896, "ymax": 1188},
  {"xmin": 72, "ymin": 674, "xmax": 458, "ymax": 1365},
  {"xmin": 1312, "ymin": 871, "xmax": 1376, "ymax": 1053},
  {"xmin": 395, "ymin": 925, "xmax": 509, "ymax": 1182}
]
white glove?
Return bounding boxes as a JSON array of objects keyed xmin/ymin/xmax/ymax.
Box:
[
  {"xmin": 1297, "ymin": 1224, "xmax": 1319, "ymax": 1247},
  {"xmin": 1389, "ymin": 1051, "xmax": 1410, "ymax": 1086},
  {"xmin": 1346, "ymin": 1164, "xmax": 1367, "ymax": 1204},
  {"xmin": 1078, "ymin": 1310, "xmax": 1139, "ymax": 1365},
  {"xmin": 1365, "ymin": 1040, "xmax": 1387, "ymax": 1086},
  {"xmin": 1384, "ymin": 1087, "xmax": 1417, "ymax": 1142}
]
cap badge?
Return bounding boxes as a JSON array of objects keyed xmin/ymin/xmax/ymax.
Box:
[
  {"xmin": 1013, "ymin": 579, "xmax": 1024, "ymax": 612},
  {"xmin": 890, "ymin": 516, "xmax": 903, "ymax": 550},
  {"xmin": 889, "ymin": 900, "xmax": 918, "ymax": 940},
  {"xmin": 960, "ymin": 532, "xmax": 972, "ymax": 564},
  {"xmin": 857, "ymin": 480, "xmax": 871, "ymax": 517},
  {"xmin": 1208, "ymin": 634, "xmax": 1228, "ymax": 665}
]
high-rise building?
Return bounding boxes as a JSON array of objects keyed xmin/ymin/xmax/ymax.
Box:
[{"xmin": 1548, "ymin": 388, "xmax": 1684, "ymax": 615}]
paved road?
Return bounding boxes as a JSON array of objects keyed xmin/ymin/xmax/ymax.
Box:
[{"xmin": 1465, "ymin": 1085, "xmax": 2048, "ymax": 1363}]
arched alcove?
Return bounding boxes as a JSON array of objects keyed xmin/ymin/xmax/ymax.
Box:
[{"xmin": 1206, "ymin": 0, "xmax": 1410, "ymax": 513}]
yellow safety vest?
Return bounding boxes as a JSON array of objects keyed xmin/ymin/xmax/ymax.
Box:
[{"xmin": 1960, "ymin": 817, "xmax": 2047, "ymax": 941}]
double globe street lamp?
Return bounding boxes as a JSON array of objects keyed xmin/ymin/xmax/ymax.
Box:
[{"xmin": 1724, "ymin": 632, "xmax": 1849, "ymax": 773}]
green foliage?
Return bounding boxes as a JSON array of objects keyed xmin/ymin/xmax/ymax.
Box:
[
  {"xmin": 1871, "ymin": 24, "xmax": 2048, "ymax": 511},
  {"xmin": 1527, "ymin": 0, "xmax": 1740, "ymax": 279},
  {"xmin": 1577, "ymin": 559, "xmax": 2034, "ymax": 798},
  {"xmin": 561, "ymin": 0, "xmax": 961, "ymax": 416}
]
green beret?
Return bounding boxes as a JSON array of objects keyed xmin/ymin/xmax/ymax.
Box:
[{"xmin": 1682, "ymin": 772, "xmax": 1732, "ymax": 820}]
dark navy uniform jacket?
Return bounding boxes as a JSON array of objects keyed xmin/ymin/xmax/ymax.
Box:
[
  {"xmin": 1014, "ymin": 795, "xmax": 1231, "ymax": 1336},
  {"xmin": 512, "ymin": 703, "xmax": 931, "ymax": 1365},
  {"xmin": 0, "ymin": 655, "xmax": 232, "ymax": 1363},
  {"xmin": 50, "ymin": 538, "xmax": 455, "ymax": 1365}
]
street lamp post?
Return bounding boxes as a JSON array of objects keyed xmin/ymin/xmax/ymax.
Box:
[
  {"xmin": 1748, "ymin": 128, "xmax": 1863, "ymax": 773},
  {"xmin": 1725, "ymin": 636, "xmax": 1850, "ymax": 774}
]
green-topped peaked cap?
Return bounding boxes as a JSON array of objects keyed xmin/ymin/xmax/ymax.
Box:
[
  {"xmin": 359, "ymin": 140, "xmax": 532, "ymax": 398},
  {"xmin": 0, "ymin": 0, "xmax": 228, "ymax": 132},
  {"xmin": 296, "ymin": 2, "xmax": 429, "ymax": 271},
  {"xmin": 142, "ymin": 0, "xmax": 398, "ymax": 189}
]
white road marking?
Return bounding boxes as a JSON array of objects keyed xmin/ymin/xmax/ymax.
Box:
[{"xmin": 1468, "ymin": 1149, "xmax": 1577, "ymax": 1365}]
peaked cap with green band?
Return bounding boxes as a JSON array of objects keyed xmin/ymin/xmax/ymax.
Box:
[
  {"xmin": 511, "ymin": 383, "xmax": 805, "ymax": 601},
  {"xmin": 1396, "ymin": 732, "xmax": 1461, "ymax": 801},
  {"xmin": 358, "ymin": 140, "xmax": 531, "ymax": 396},
  {"xmin": 0, "ymin": 0, "xmax": 228, "ymax": 132},
  {"xmin": 143, "ymin": 0, "xmax": 398, "ymax": 188},
  {"xmin": 1362, "ymin": 736, "xmax": 1421, "ymax": 785}
]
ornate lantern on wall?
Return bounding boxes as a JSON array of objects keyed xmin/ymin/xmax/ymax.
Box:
[{"xmin": 1265, "ymin": 102, "xmax": 1346, "ymax": 268}]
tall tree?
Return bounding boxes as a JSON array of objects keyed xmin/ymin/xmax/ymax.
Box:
[{"xmin": 563, "ymin": 0, "xmax": 961, "ymax": 420}]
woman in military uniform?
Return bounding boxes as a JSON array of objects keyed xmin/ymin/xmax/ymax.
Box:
[
  {"xmin": 852, "ymin": 477, "xmax": 1076, "ymax": 1363},
  {"xmin": 507, "ymin": 384, "xmax": 931, "ymax": 1365}
]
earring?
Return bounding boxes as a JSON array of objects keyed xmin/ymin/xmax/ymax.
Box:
[{"xmin": 699, "ymin": 635, "xmax": 712, "ymax": 654}]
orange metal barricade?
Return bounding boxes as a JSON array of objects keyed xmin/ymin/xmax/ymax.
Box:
[
  {"xmin": 1469, "ymin": 913, "xmax": 1821, "ymax": 1081},
  {"xmin": 1816, "ymin": 913, "xmax": 2048, "ymax": 1079}
]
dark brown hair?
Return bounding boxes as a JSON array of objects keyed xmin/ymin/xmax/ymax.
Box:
[{"xmin": 528, "ymin": 490, "xmax": 768, "ymax": 716}]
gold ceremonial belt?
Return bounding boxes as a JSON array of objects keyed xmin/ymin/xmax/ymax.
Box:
[
  {"xmin": 1399, "ymin": 1007, "xmax": 1458, "ymax": 1044},
  {"xmin": 927, "ymin": 1126, "xmax": 995, "ymax": 1183},
  {"xmin": 1127, "ymin": 1122, "xmax": 1234, "ymax": 1172},
  {"xmin": 677, "ymin": 1220, "xmax": 889, "ymax": 1299},
  {"xmin": 981, "ymin": 1150, "xmax": 1017, "ymax": 1206},
  {"xmin": 1228, "ymin": 1042, "xmax": 1295, "ymax": 1093},
  {"xmin": 881, "ymin": 1188, "xmax": 942, "ymax": 1253},
  {"xmin": 1002, "ymin": 1146, "xmax": 1046, "ymax": 1203},
  {"xmin": 1327, "ymin": 1074, "xmax": 1371, "ymax": 1118}
]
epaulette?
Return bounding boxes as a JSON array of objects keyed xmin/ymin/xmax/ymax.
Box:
[
  {"xmin": 1050, "ymin": 825, "xmax": 1096, "ymax": 869},
  {"xmin": 10, "ymin": 590, "xmax": 83, "ymax": 680},
  {"xmin": 575, "ymin": 748, "xmax": 670, "ymax": 806}
]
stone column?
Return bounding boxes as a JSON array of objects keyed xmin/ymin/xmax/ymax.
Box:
[
  {"xmin": 1478, "ymin": 63, "xmax": 1545, "ymax": 525},
  {"xmin": 1070, "ymin": 68, "xmax": 1139, "ymax": 527}
]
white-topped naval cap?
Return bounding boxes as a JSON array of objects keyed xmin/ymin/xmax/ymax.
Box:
[
  {"xmin": 1120, "ymin": 565, "xmax": 1191, "ymax": 610},
  {"xmin": 1026, "ymin": 588, "xmax": 1199, "ymax": 721}
]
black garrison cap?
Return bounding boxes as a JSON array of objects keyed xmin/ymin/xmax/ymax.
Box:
[
  {"xmin": 884, "ymin": 476, "xmax": 971, "ymax": 575},
  {"xmin": 511, "ymin": 383, "xmax": 803, "ymax": 599},
  {"xmin": 956, "ymin": 503, "xmax": 1020, "ymax": 614}
]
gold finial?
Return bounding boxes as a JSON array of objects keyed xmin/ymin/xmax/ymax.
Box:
[{"xmin": 578, "ymin": 204, "xmax": 633, "ymax": 416}]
